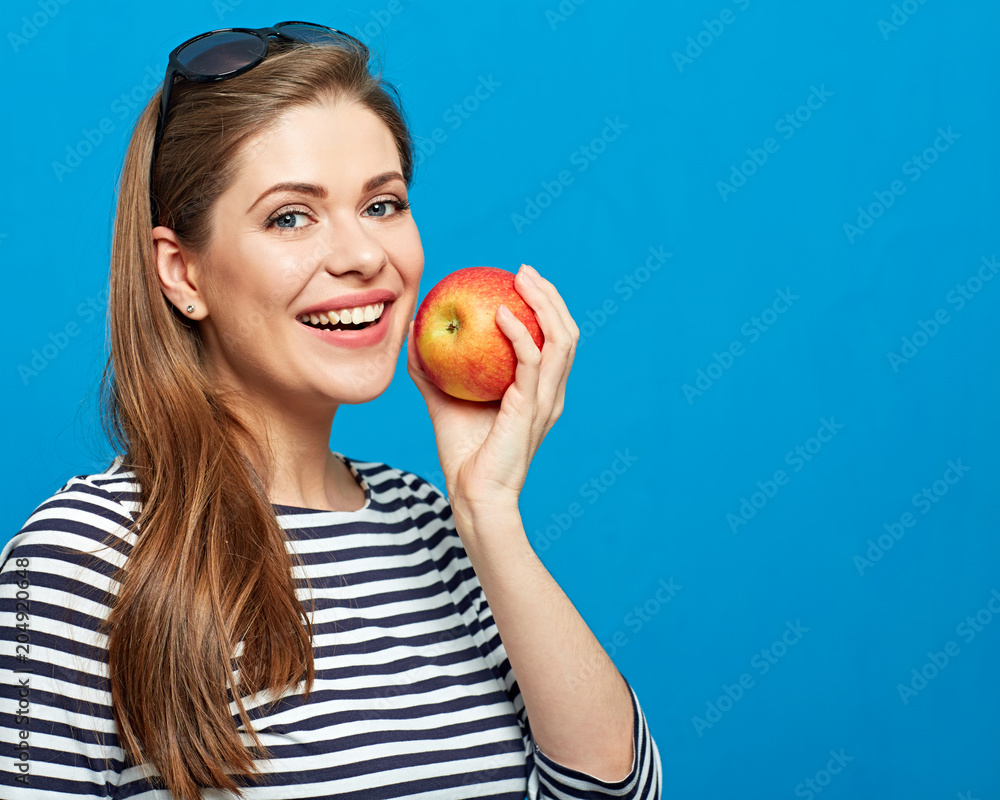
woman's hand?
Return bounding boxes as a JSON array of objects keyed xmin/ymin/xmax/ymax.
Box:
[{"xmin": 406, "ymin": 264, "xmax": 580, "ymax": 521}]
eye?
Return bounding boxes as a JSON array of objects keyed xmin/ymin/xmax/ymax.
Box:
[
  {"xmin": 265, "ymin": 208, "xmax": 312, "ymax": 230},
  {"xmin": 365, "ymin": 196, "xmax": 411, "ymax": 218}
]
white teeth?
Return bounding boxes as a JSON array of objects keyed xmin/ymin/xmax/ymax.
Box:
[{"xmin": 298, "ymin": 301, "xmax": 388, "ymax": 327}]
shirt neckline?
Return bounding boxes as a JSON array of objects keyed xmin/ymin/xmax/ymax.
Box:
[{"xmin": 270, "ymin": 452, "xmax": 372, "ymax": 515}]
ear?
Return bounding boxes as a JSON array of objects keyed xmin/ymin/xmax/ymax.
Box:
[{"xmin": 153, "ymin": 225, "xmax": 207, "ymax": 320}]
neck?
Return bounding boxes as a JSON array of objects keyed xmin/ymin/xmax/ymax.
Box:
[{"xmin": 224, "ymin": 389, "xmax": 361, "ymax": 513}]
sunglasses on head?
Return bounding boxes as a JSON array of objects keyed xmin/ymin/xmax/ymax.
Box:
[{"xmin": 150, "ymin": 21, "xmax": 369, "ymax": 221}]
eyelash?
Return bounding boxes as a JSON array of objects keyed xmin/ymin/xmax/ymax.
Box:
[{"xmin": 263, "ymin": 196, "xmax": 411, "ymax": 230}]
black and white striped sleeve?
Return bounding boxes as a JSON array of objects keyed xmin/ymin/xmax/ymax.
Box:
[
  {"xmin": 420, "ymin": 479, "xmax": 664, "ymax": 799},
  {"xmin": 0, "ymin": 476, "xmax": 133, "ymax": 798}
]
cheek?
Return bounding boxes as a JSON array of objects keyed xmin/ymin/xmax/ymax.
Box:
[
  {"xmin": 388, "ymin": 226, "xmax": 424, "ymax": 283},
  {"xmin": 203, "ymin": 269, "xmax": 294, "ymax": 349},
  {"xmin": 230, "ymin": 312, "xmax": 275, "ymax": 351}
]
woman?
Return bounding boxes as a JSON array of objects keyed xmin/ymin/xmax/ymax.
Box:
[{"xmin": 0, "ymin": 21, "xmax": 662, "ymax": 799}]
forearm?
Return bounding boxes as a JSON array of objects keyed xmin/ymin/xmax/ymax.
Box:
[{"xmin": 452, "ymin": 502, "xmax": 635, "ymax": 782}]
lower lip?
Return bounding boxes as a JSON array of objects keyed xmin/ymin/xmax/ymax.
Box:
[{"xmin": 298, "ymin": 302, "xmax": 394, "ymax": 349}]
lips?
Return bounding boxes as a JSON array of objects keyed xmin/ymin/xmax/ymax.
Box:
[
  {"xmin": 297, "ymin": 300, "xmax": 388, "ymax": 330},
  {"xmin": 298, "ymin": 289, "xmax": 396, "ymax": 319},
  {"xmin": 297, "ymin": 299, "xmax": 394, "ymax": 349}
]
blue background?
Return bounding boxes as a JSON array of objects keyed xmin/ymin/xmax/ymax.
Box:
[{"xmin": 2, "ymin": 1, "xmax": 998, "ymax": 797}]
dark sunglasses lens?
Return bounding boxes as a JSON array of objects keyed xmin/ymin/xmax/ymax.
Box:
[
  {"xmin": 176, "ymin": 31, "xmax": 267, "ymax": 77},
  {"xmin": 279, "ymin": 23, "xmax": 365, "ymax": 51}
]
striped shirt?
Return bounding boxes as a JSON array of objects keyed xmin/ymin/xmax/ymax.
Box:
[{"xmin": 1, "ymin": 453, "xmax": 662, "ymax": 798}]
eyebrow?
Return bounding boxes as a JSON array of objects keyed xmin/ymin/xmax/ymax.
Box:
[{"xmin": 245, "ymin": 171, "xmax": 406, "ymax": 215}]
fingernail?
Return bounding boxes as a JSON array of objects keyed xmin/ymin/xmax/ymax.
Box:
[
  {"xmin": 498, "ymin": 303, "xmax": 512, "ymax": 319},
  {"xmin": 519, "ymin": 269, "xmax": 537, "ymax": 287}
]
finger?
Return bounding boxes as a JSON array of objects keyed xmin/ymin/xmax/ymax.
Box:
[
  {"xmin": 513, "ymin": 265, "xmax": 577, "ymax": 421},
  {"xmin": 496, "ymin": 302, "xmax": 542, "ymax": 405},
  {"xmin": 518, "ymin": 264, "xmax": 581, "ymax": 344},
  {"xmin": 513, "ymin": 266, "xmax": 575, "ymax": 377}
]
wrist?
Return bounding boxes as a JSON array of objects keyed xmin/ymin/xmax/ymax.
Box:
[
  {"xmin": 448, "ymin": 483, "xmax": 520, "ymax": 527},
  {"xmin": 451, "ymin": 493, "xmax": 519, "ymax": 531},
  {"xmin": 449, "ymin": 494, "xmax": 532, "ymax": 562}
]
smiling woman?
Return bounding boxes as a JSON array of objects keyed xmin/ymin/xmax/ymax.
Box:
[
  {"xmin": 0, "ymin": 20, "xmax": 661, "ymax": 800},
  {"xmin": 154, "ymin": 98, "xmax": 423, "ymax": 417}
]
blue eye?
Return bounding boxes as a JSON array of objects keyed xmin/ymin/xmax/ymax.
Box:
[
  {"xmin": 265, "ymin": 208, "xmax": 311, "ymax": 230},
  {"xmin": 272, "ymin": 211, "xmax": 309, "ymax": 228},
  {"xmin": 366, "ymin": 197, "xmax": 411, "ymax": 218}
]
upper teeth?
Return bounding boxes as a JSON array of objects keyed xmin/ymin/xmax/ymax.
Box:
[{"xmin": 298, "ymin": 302, "xmax": 386, "ymax": 326}]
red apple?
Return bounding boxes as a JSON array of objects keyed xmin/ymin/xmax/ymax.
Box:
[{"xmin": 413, "ymin": 266, "xmax": 544, "ymax": 402}]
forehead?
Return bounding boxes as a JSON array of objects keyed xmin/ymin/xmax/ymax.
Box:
[{"xmin": 232, "ymin": 100, "xmax": 401, "ymax": 192}]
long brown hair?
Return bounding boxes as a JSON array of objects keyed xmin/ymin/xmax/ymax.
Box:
[{"xmin": 97, "ymin": 39, "xmax": 413, "ymax": 800}]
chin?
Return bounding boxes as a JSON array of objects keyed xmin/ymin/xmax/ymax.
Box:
[{"xmin": 334, "ymin": 360, "xmax": 397, "ymax": 405}]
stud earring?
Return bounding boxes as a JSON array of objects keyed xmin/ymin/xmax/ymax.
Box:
[{"xmin": 186, "ymin": 305, "xmax": 195, "ymax": 313}]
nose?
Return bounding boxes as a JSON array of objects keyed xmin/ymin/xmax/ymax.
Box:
[{"xmin": 317, "ymin": 214, "xmax": 388, "ymax": 279}]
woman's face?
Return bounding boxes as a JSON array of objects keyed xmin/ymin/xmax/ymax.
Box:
[{"xmin": 185, "ymin": 99, "xmax": 423, "ymax": 416}]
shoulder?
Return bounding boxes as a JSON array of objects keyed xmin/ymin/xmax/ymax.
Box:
[
  {"xmin": 339, "ymin": 453, "xmax": 452, "ymax": 516},
  {"xmin": 0, "ymin": 455, "xmax": 139, "ymax": 579},
  {"xmin": 340, "ymin": 454, "xmax": 472, "ymax": 571}
]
